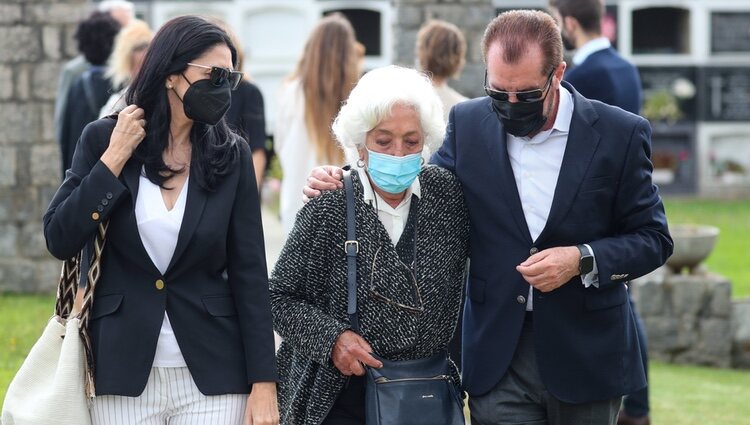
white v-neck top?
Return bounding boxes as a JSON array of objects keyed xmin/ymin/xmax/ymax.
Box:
[{"xmin": 135, "ymin": 171, "xmax": 189, "ymax": 367}]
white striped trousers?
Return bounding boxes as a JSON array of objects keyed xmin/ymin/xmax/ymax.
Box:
[{"xmin": 90, "ymin": 367, "xmax": 247, "ymax": 425}]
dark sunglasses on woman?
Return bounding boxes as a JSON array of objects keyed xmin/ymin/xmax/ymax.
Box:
[{"xmin": 187, "ymin": 63, "xmax": 243, "ymax": 90}]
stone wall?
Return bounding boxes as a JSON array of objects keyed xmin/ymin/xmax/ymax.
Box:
[
  {"xmin": 632, "ymin": 269, "xmax": 748, "ymax": 369},
  {"xmin": 732, "ymin": 300, "xmax": 750, "ymax": 368},
  {"xmin": 0, "ymin": 0, "xmax": 90, "ymax": 292},
  {"xmin": 392, "ymin": 0, "xmax": 495, "ymax": 99}
]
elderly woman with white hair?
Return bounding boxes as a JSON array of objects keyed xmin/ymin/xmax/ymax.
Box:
[{"xmin": 269, "ymin": 65, "xmax": 470, "ymax": 425}]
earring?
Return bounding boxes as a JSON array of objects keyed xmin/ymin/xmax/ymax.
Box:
[
  {"xmin": 167, "ymin": 84, "xmax": 173, "ymax": 89},
  {"xmin": 356, "ymin": 158, "xmax": 366, "ymax": 168}
]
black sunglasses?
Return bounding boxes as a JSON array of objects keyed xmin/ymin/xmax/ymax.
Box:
[
  {"xmin": 187, "ymin": 63, "xmax": 243, "ymax": 90},
  {"xmin": 484, "ymin": 70, "xmax": 555, "ymax": 103}
]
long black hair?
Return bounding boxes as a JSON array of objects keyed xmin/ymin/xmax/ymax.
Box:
[{"xmin": 125, "ymin": 15, "xmax": 239, "ymax": 191}]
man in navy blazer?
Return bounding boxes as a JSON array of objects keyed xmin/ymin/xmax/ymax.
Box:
[
  {"xmin": 431, "ymin": 10, "xmax": 672, "ymax": 425},
  {"xmin": 551, "ymin": 1, "xmax": 651, "ymax": 423},
  {"xmin": 552, "ymin": 0, "xmax": 642, "ymax": 115}
]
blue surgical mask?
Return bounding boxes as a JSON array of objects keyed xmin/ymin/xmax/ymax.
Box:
[{"xmin": 365, "ymin": 149, "xmax": 423, "ymax": 194}]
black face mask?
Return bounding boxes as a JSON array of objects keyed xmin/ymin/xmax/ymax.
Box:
[
  {"xmin": 178, "ymin": 74, "xmax": 231, "ymax": 125},
  {"xmin": 490, "ymin": 97, "xmax": 548, "ymax": 138}
]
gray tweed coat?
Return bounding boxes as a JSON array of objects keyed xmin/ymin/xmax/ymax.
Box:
[{"xmin": 270, "ymin": 166, "xmax": 470, "ymax": 425}]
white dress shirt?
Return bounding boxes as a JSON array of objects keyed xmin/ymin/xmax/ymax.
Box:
[
  {"xmin": 507, "ymin": 85, "xmax": 598, "ymax": 310},
  {"xmin": 135, "ymin": 172, "xmax": 189, "ymax": 367},
  {"xmin": 355, "ymin": 162, "xmax": 421, "ymax": 245},
  {"xmin": 572, "ymin": 37, "xmax": 611, "ymax": 66}
]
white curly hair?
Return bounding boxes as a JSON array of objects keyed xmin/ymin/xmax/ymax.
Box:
[{"xmin": 332, "ymin": 65, "xmax": 445, "ymax": 163}]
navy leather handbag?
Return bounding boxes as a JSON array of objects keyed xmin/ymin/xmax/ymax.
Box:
[{"xmin": 343, "ymin": 170, "xmax": 465, "ymax": 425}]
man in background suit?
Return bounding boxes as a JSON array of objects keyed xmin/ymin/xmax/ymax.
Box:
[
  {"xmin": 431, "ymin": 10, "xmax": 671, "ymax": 425},
  {"xmin": 54, "ymin": 0, "xmax": 134, "ymax": 161},
  {"xmin": 550, "ymin": 0, "xmax": 642, "ymax": 115},
  {"xmin": 550, "ymin": 1, "xmax": 651, "ymax": 423}
]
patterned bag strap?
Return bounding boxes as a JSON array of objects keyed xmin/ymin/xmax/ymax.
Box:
[
  {"xmin": 54, "ymin": 253, "xmax": 82, "ymax": 320},
  {"xmin": 78, "ymin": 221, "xmax": 108, "ymax": 398},
  {"xmin": 48, "ymin": 221, "xmax": 108, "ymax": 398}
]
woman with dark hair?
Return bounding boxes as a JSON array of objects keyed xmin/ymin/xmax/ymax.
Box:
[{"xmin": 44, "ymin": 15, "xmax": 279, "ymax": 425}]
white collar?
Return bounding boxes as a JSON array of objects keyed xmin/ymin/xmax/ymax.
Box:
[{"xmin": 572, "ymin": 37, "xmax": 611, "ymax": 66}]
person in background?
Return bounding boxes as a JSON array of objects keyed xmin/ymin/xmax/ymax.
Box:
[
  {"xmin": 59, "ymin": 11, "xmax": 121, "ymax": 177},
  {"xmin": 99, "ymin": 19, "xmax": 153, "ymax": 117},
  {"xmin": 416, "ymin": 20, "xmax": 469, "ymax": 121},
  {"xmin": 275, "ymin": 13, "xmax": 362, "ymax": 237},
  {"xmin": 550, "ymin": 1, "xmax": 650, "ymax": 424},
  {"xmin": 550, "ymin": 0, "xmax": 642, "ymax": 115},
  {"xmin": 45, "ymin": 15, "xmax": 278, "ymax": 425},
  {"xmin": 220, "ymin": 22, "xmax": 268, "ymax": 190},
  {"xmin": 54, "ymin": 0, "xmax": 134, "ymax": 149},
  {"xmin": 271, "ymin": 65, "xmax": 469, "ymax": 425}
]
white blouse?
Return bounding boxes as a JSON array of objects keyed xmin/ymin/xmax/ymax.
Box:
[{"xmin": 135, "ymin": 171, "xmax": 189, "ymax": 367}]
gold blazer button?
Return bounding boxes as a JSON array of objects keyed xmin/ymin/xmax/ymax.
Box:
[
  {"xmin": 91, "ymin": 212, "xmax": 100, "ymax": 221},
  {"xmin": 155, "ymin": 279, "xmax": 165, "ymax": 290}
]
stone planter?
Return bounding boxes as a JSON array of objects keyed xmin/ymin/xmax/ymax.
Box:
[{"xmin": 666, "ymin": 224, "xmax": 720, "ymax": 273}]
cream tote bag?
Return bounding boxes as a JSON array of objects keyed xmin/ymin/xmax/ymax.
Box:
[{"xmin": 2, "ymin": 223, "xmax": 107, "ymax": 425}]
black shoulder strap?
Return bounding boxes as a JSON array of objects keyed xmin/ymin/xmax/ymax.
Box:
[{"xmin": 343, "ymin": 170, "xmax": 360, "ymax": 333}]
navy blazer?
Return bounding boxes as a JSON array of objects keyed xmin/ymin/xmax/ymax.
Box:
[
  {"xmin": 565, "ymin": 47, "xmax": 642, "ymax": 115},
  {"xmin": 44, "ymin": 117, "xmax": 278, "ymax": 396},
  {"xmin": 431, "ymin": 82, "xmax": 672, "ymax": 403}
]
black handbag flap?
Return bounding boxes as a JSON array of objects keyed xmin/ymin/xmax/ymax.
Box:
[{"xmin": 367, "ymin": 351, "xmax": 450, "ymax": 381}]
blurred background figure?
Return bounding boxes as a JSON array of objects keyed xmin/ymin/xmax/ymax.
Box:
[
  {"xmin": 100, "ymin": 19, "xmax": 153, "ymax": 117},
  {"xmin": 416, "ymin": 20, "xmax": 468, "ymax": 121},
  {"xmin": 58, "ymin": 11, "xmax": 121, "ymax": 178},
  {"xmin": 54, "ymin": 0, "xmax": 134, "ymax": 153},
  {"xmin": 219, "ymin": 21, "xmax": 269, "ymax": 191},
  {"xmin": 550, "ymin": 1, "xmax": 649, "ymax": 424},
  {"xmin": 550, "ymin": 0, "xmax": 642, "ymax": 115},
  {"xmin": 275, "ymin": 13, "xmax": 362, "ymax": 236}
]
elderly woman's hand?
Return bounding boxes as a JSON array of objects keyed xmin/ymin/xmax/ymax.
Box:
[
  {"xmin": 332, "ymin": 330, "xmax": 383, "ymax": 376},
  {"xmin": 101, "ymin": 104, "xmax": 147, "ymax": 177},
  {"xmin": 302, "ymin": 166, "xmax": 344, "ymax": 203}
]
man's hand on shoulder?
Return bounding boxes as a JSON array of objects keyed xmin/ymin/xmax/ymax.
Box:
[{"xmin": 302, "ymin": 165, "xmax": 345, "ymax": 203}]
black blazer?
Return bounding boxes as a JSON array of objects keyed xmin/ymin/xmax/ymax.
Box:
[
  {"xmin": 432, "ymin": 82, "xmax": 672, "ymax": 403},
  {"xmin": 44, "ymin": 117, "xmax": 278, "ymax": 396}
]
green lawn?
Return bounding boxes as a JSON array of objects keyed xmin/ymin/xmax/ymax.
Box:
[
  {"xmin": 650, "ymin": 362, "xmax": 750, "ymax": 425},
  {"xmin": 0, "ymin": 294, "xmax": 55, "ymax": 404},
  {"xmin": 663, "ymin": 198, "xmax": 750, "ymax": 299},
  {"xmin": 2, "ymin": 294, "xmax": 750, "ymax": 423}
]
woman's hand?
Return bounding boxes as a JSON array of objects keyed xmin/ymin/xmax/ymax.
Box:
[
  {"xmin": 331, "ymin": 330, "xmax": 383, "ymax": 376},
  {"xmin": 301, "ymin": 166, "xmax": 344, "ymax": 203},
  {"xmin": 244, "ymin": 381, "xmax": 279, "ymax": 425},
  {"xmin": 101, "ymin": 104, "xmax": 147, "ymax": 177}
]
